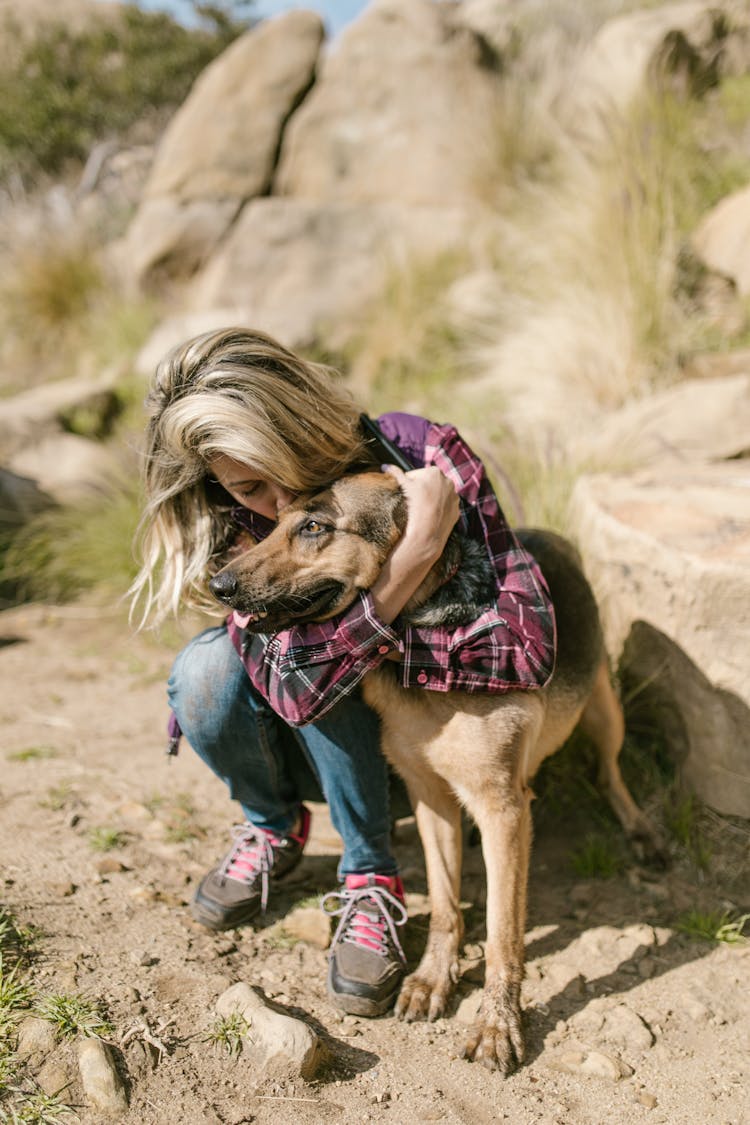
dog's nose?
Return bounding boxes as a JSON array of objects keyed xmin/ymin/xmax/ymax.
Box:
[{"xmin": 209, "ymin": 570, "xmax": 239, "ymax": 604}]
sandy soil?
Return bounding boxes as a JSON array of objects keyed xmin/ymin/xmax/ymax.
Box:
[{"xmin": 1, "ymin": 601, "xmax": 749, "ymax": 1125}]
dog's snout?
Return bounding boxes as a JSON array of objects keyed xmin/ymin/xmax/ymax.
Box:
[{"xmin": 209, "ymin": 570, "xmax": 239, "ymax": 604}]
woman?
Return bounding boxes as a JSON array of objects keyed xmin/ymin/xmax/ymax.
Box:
[{"xmin": 131, "ymin": 327, "xmax": 555, "ymax": 1017}]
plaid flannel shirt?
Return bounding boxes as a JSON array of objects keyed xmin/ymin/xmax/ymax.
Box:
[{"xmin": 224, "ymin": 413, "xmax": 556, "ymax": 727}]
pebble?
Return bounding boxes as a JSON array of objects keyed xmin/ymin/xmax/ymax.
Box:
[
  {"xmin": 96, "ymin": 857, "xmax": 129, "ymax": 875},
  {"xmin": 551, "ymin": 1048, "xmax": 634, "ymax": 1081},
  {"xmin": 49, "ymin": 881, "xmax": 76, "ymax": 897},
  {"xmin": 636, "ymin": 1091, "xmax": 658, "ymax": 1109},
  {"xmin": 16, "ymin": 1016, "xmax": 58, "ymax": 1062},
  {"xmin": 78, "ymin": 1038, "xmax": 128, "ymax": 1115}
]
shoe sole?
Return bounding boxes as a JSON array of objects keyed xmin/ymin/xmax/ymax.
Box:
[
  {"xmin": 326, "ymin": 967, "xmax": 403, "ymax": 1018},
  {"xmin": 190, "ymin": 896, "xmax": 261, "ymax": 932}
]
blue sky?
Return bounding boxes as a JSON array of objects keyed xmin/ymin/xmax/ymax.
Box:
[{"xmin": 98, "ymin": 0, "xmax": 370, "ymax": 36}]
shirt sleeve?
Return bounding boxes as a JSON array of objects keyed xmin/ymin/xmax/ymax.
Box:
[
  {"xmin": 400, "ymin": 422, "xmax": 556, "ymax": 691},
  {"xmin": 226, "ymin": 593, "xmax": 402, "ymax": 727}
]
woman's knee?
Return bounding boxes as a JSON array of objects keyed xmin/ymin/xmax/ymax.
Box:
[{"xmin": 167, "ymin": 625, "xmax": 245, "ymax": 720}]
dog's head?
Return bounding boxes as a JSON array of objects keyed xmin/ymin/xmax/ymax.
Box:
[{"xmin": 209, "ymin": 471, "xmax": 407, "ymax": 631}]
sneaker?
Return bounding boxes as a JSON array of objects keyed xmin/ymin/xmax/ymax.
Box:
[
  {"xmin": 323, "ymin": 873, "xmax": 407, "ymax": 1017},
  {"xmin": 191, "ymin": 806, "xmax": 311, "ymax": 931}
]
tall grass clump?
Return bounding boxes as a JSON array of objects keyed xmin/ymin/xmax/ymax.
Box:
[{"xmin": 1, "ymin": 481, "xmax": 143, "ymax": 606}]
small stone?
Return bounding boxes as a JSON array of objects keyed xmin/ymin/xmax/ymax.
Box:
[
  {"xmin": 213, "ymin": 938, "xmax": 237, "ymax": 957},
  {"xmin": 96, "ymin": 858, "xmax": 129, "ymax": 875},
  {"xmin": 16, "ymin": 1017, "xmax": 58, "ymax": 1062},
  {"xmin": 636, "ymin": 1091, "xmax": 658, "ymax": 1109},
  {"xmin": 216, "ymin": 982, "xmax": 328, "ymax": 1080},
  {"xmin": 49, "ymin": 881, "xmax": 76, "ymax": 897},
  {"xmin": 454, "ymin": 989, "xmax": 482, "ymax": 1025},
  {"xmin": 552, "ymin": 1049, "xmax": 633, "ymax": 1081},
  {"xmin": 283, "ymin": 905, "xmax": 331, "ymax": 950},
  {"xmin": 78, "ymin": 1038, "xmax": 128, "ymax": 1115}
]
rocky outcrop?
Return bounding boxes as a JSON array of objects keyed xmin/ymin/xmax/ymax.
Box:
[
  {"xmin": 570, "ymin": 463, "xmax": 750, "ymax": 817},
  {"xmin": 580, "ymin": 372, "xmax": 750, "ymax": 467},
  {"xmin": 188, "ymin": 197, "xmax": 473, "ymax": 348},
  {"xmin": 564, "ymin": 1, "xmax": 745, "ymax": 132},
  {"xmin": 121, "ymin": 10, "xmax": 324, "ymax": 285},
  {"xmin": 276, "ymin": 0, "xmax": 502, "ymax": 206},
  {"xmin": 691, "ymin": 182, "xmax": 750, "ymax": 297}
]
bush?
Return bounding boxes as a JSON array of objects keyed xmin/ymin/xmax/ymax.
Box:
[{"xmin": 0, "ymin": 4, "xmax": 248, "ymax": 182}]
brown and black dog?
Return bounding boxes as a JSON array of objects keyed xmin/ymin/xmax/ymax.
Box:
[{"xmin": 209, "ymin": 471, "xmax": 663, "ymax": 1074}]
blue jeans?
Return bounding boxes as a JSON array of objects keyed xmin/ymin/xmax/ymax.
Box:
[{"xmin": 167, "ymin": 625, "xmax": 397, "ymax": 876}]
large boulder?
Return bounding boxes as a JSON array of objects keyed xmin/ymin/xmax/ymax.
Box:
[
  {"xmin": 187, "ymin": 196, "xmax": 473, "ymax": 349},
  {"xmin": 275, "ymin": 0, "xmax": 502, "ymax": 206},
  {"xmin": 570, "ymin": 463, "xmax": 750, "ymax": 817},
  {"xmin": 580, "ymin": 372, "xmax": 750, "ymax": 467},
  {"xmin": 0, "ymin": 373, "xmax": 122, "ymax": 460},
  {"xmin": 691, "ymin": 182, "xmax": 750, "ymax": 297},
  {"xmin": 121, "ymin": 10, "xmax": 324, "ymax": 284},
  {"xmin": 563, "ymin": 2, "xmax": 744, "ymax": 132}
]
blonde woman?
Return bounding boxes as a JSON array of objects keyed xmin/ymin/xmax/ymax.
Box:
[{"xmin": 132, "ymin": 327, "xmax": 555, "ymax": 1017}]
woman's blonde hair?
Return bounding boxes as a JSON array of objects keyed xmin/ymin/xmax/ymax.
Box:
[{"xmin": 129, "ymin": 327, "xmax": 371, "ymax": 626}]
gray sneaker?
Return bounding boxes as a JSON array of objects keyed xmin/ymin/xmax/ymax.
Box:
[
  {"xmin": 191, "ymin": 806, "xmax": 311, "ymax": 931},
  {"xmin": 323, "ymin": 873, "xmax": 407, "ymax": 1017}
]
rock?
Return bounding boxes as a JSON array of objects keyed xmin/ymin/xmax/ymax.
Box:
[
  {"xmin": 16, "ymin": 1016, "xmax": 58, "ymax": 1062},
  {"xmin": 636, "ymin": 1090, "xmax": 659, "ymax": 1109},
  {"xmin": 552, "ymin": 1048, "xmax": 634, "ymax": 1081},
  {"xmin": 95, "ymin": 858, "xmax": 129, "ymax": 875},
  {"xmin": 581, "ymin": 373, "xmax": 750, "ymax": 467},
  {"xmin": 692, "ymin": 182, "xmax": 750, "ymax": 297},
  {"xmin": 283, "ymin": 905, "xmax": 331, "ymax": 950},
  {"xmin": 216, "ymin": 982, "xmax": 328, "ymax": 1081},
  {"xmin": 0, "ymin": 373, "xmax": 122, "ymax": 460},
  {"xmin": 37, "ymin": 1047, "xmax": 79, "ymax": 1098},
  {"xmin": 122, "ymin": 11, "xmax": 324, "ymax": 284},
  {"xmin": 570, "ymin": 464, "xmax": 750, "ymax": 817},
  {"xmin": 8, "ymin": 433, "xmax": 123, "ymax": 505},
  {"xmin": 564, "ymin": 2, "xmax": 745, "ymax": 134},
  {"xmin": 77, "ymin": 1038, "xmax": 128, "ymax": 1116},
  {"xmin": 574, "ymin": 1004, "xmax": 655, "ymax": 1053},
  {"xmin": 276, "ymin": 0, "xmax": 501, "ymax": 207},
  {"xmin": 0, "ymin": 468, "xmax": 54, "ymax": 530},
  {"xmin": 188, "ymin": 197, "xmax": 471, "ymax": 350}
]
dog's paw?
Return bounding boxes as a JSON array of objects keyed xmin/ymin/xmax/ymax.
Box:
[
  {"xmin": 462, "ymin": 1007, "xmax": 525, "ymax": 1075},
  {"xmin": 395, "ymin": 970, "xmax": 453, "ymax": 1023},
  {"xmin": 629, "ymin": 820, "xmax": 669, "ymax": 869}
]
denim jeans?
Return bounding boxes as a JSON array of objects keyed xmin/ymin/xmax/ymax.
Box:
[{"xmin": 167, "ymin": 625, "xmax": 397, "ymax": 876}]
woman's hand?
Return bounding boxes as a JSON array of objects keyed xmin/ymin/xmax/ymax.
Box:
[{"xmin": 369, "ymin": 465, "xmax": 459, "ymax": 625}]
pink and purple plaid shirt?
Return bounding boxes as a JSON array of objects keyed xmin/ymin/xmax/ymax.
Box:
[{"xmin": 224, "ymin": 413, "xmax": 556, "ymax": 727}]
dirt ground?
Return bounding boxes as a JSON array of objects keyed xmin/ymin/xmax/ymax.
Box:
[{"xmin": 1, "ymin": 601, "xmax": 749, "ymax": 1125}]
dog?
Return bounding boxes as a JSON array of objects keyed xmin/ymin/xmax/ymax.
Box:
[{"xmin": 208, "ymin": 471, "xmax": 663, "ymax": 1074}]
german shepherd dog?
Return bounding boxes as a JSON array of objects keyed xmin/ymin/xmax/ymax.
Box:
[{"xmin": 209, "ymin": 472, "xmax": 662, "ymax": 1074}]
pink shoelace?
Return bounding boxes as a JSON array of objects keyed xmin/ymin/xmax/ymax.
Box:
[
  {"xmin": 219, "ymin": 813, "xmax": 308, "ymax": 911},
  {"xmin": 322, "ymin": 874, "xmax": 408, "ymax": 963}
]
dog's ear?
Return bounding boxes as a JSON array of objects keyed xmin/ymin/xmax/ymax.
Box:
[{"xmin": 338, "ymin": 473, "xmax": 408, "ymax": 554}]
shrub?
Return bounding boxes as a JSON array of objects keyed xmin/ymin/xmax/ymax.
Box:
[{"xmin": 0, "ymin": 4, "xmax": 247, "ymax": 183}]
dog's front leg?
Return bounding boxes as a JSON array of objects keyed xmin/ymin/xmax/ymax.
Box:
[
  {"xmin": 461, "ymin": 784, "xmax": 532, "ymax": 1074},
  {"xmin": 394, "ymin": 771, "xmax": 464, "ymax": 1022}
]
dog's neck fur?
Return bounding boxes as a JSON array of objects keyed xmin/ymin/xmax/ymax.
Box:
[{"xmin": 401, "ymin": 533, "xmax": 496, "ymax": 627}]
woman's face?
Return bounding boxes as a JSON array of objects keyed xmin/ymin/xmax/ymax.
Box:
[{"xmin": 208, "ymin": 454, "xmax": 297, "ymax": 522}]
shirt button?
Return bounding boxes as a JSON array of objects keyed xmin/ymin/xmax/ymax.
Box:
[
  {"xmin": 378, "ymin": 644, "xmax": 390, "ymax": 655},
  {"xmin": 417, "ymin": 671, "xmax": 428, "ymax": 684}
]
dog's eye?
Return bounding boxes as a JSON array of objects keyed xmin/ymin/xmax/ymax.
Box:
[{"xmin": 299, "ymin": 518, "xmax": 328, "ymax": 537}]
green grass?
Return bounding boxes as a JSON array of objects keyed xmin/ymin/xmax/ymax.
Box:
[
  {"xmin": 0, "ymin": 6, "xmax": 245, "ymax": 182},
  {"xmin": 201, "ymin": 1012, "xmax": 249, "ymax": 1056},
  {"xmin": 87, "ymin": 828, "xmax": 126, "ymax": 854},
  {"xmin": 570, "ymin": 834, "xmax": 624, "ymax": 879},
  {"xmin": 32, "ymin": 995, "xmax": 112, "ymax": 1041},
  {"xmin": 664, "ymin": 792, "xmax": 712, "ymax": 870},
  {"xmin": 37, "ymin": 785, "xmax": 74, "ymax": 813},
  {"xmin": 676, "ymin": 910, "xmax": 749, "ymax": 945},
  {"xmin": 5, "ymin": 749, "xmax": 57, "ymax": 764},
  {"xmin": 0, "ymin": 1085, "xmax": 75, "ymax": 1123},
  {"xmin": 1, "ymin": 482, "xmax": 143, "ymax": 607}
]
